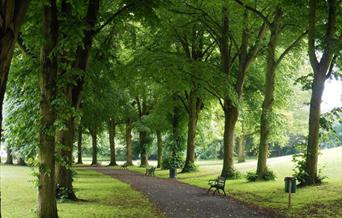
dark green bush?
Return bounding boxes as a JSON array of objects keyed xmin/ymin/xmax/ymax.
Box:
[
  {"xmin": 246, "ymin": 171, "xmax": 258, "ymax": 182},
  {"xmin": 162, "ymin": 155, "xmax": 184, "ymax": 170},
  {"xmin": 246, "ymin": 169, "xmax": 276, "ymax": 182}
]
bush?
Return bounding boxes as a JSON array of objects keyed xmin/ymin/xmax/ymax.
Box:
[
  {"xmin": 162, "ymin": 155, "xmax": 184, "ymax": 170},
  {"xmin": 182, "ymin": 162, "xmax": 198, "ymax": 173},
  {"xmin": 293, "ymin": 152, "xmax": 326, "ymax": 186},
  {"xmin": 246, "ymin": 169, "xmax": 276, "ymax": 182},
  {"xmin": 246, "ymin": 171, "xmax": 258, "ymax": 182},
  {"xmin": 222, "ymin": 168, "xmax": 242, "ymax": 179},
  {"xmin": 262, "ymin": 170, "xmax": 276, "ymax": 181}
]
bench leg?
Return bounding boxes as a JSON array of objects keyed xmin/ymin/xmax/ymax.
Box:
[
  {"xmin": 213, "ymin": 189, "xmax": 217, "ymax": 196},
  {"xmin": 207, "ymin": 187, "xmax": 213, "ymax": 194}
]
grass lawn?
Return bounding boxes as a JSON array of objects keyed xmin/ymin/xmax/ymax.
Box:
[
  {"xmin": 1, "ymin": 165, "xmax": 162, "ymax": 218},
  {"xmin": 129, "ymin": 147, "xmax": 342, "ymax": 217}
]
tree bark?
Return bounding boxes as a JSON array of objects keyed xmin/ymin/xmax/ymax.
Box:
[
  {"xmin": 55, "ymin": 0, "xmax": 99, "ymax": 198},
  {"xmin": 90, "ymin": 129, "xmax": 97, "ymax": 166},
  {"xmin": 37, "ymin": 1, "xmax": 58, "ymax": 217},
  {"xmin": 55, "ymin": 118, "xmax": 76, "ymax": 200},
  {"xmin": 0, "ymin": 0, "xmax": 30, "ymax": 157},
  {"xmin": 305, "ymin": 74, "xmax": 326, "ymax": 184},
  {"xmin": 183, "ymin": 90, "xmax": 201, "ymax": 172},
  {"xmin": 221, "ymin": 99, "xmax": 239, "ymax": 177},
  {"xmin": 125, "ymin": 119, "xmax": 133, "ymax": 166},
  {"xmin": 305, "ymin": 0, "xmax": 337, "ymax": 185},
  {"xmin": 237, "ymin": 136, "xmax": 246, "ymax": 163},
  {"xmin": 108, "ymin": 119, "xmax": 117, "ymax": 166},
  {"xmin": 5, "ymin": 146, "xmax": 13, "ymax": 164},
  {"xmin": 256, "ymin": 7, "xmax": 283, "ymax": 178},
  {"xmin": 139, "ymin": 130, "xmax": 149, "ymax": 167},
  {"xmin": 156, "ymin": 130, "xmax": 163, "ymax": 168},
  {"xmin": 76, "ymin": 125, "xmax": 83, "ymax": 164}
]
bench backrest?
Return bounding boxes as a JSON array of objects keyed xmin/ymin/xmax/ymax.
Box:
[{"xmin": 217, "ymin": 176, "xmax": 226, "ymax": 187}]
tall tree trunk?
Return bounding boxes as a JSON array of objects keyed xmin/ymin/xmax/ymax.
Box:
[
  {"xmin": 38, "ymin": 1, "xmax": 58, "ymax": 217},
  {"xmin": 139, "ymin": 131, "xmax": 148, "ymax": 167},
  {"xmin": 256, "ymin": 8, "xmax": 282, "ymax": 178},
  {"xmin": 183, "ymin": 91, "xmax": 200, "ymax": 172},
  {"xmin": 305, "ymin": 73, "xmax": 326, "ymax": 184},
  {"xmin": 5, "ymin": 146, "xmax": 13, "ymax": 164},
  {"xmin": 125, "ymin": 119, "xmax": 133, "ymax": 166},
  {"xmin": 156, "ymin": 130, "xmax": 163, "ymax": 168},
  {"xmin": 171, "ymin": 102, "xmax": 182, "ymax": 160},
  {"xmin": 55, "ymin": 0, "xmax": 99, "ymax": 198},
  {"xmin": 305, "ymin": 0, "xmax": 337, "ymax": 185},
  {"xmin": 76, "ymin": 125, "xmax": 83, "ymax": 164},
  {"xmin": 237, "ymin": 135, "xmax": 246, "ymax": 163},
  {"xmin": 0, "ymin": 0, "xmax": 30, "ymax": 159},
  {"xmin": 221, "ymin": 100, "xmax": 239, "ymax": 177},
  {"xmin": 55, "ymin": 118, "xmax": 76, "ymax": 200},
  {"xmin": 90, "ymin": 129, "xmax": 97, "ymax": 166},
  {"xmin": 108, "ymin": 119, "xmax": 117, "ymax": 166}
]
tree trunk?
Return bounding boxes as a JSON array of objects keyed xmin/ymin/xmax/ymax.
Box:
[
  {"xmin": 108, "ymin": 119, "xmax": 117, "ymax": 166},
  {"xmin": 139, "ymin": 131, "xmax": 148, "ymax": 167},
  {"xmin": 5, "ymin": 146, "xmax": 13, "ymax": 165},
  {"xmin": 90, "ymin": 129, "xmax": 97, "ymax": 166},
  {"xmin": 125, "ymin": 119, "xmax": 133, "ymax": 166},
  {"xmin": 183, "ymin": 91, "xmax": 200, "ymax": 172},
  {"xmin": 305, "ymin": 73, "xmax": 326, "ymax": 184},
  {"xmin": 55, "ymin": 118, "xmax": 76, "ymax": 200},
  {"xmin": 0, "ymin": 0, "xmax": 30, "ymax": 159},
  {"xmin": 221, "ymin": 99, "xmax": 239, "ymax": 178},
  {"xmin": 76, "ymin": 125, "xmax": 83, "ymax": 164},
  {"xmin": 171, "ymin": 102, "xmax": 182, "ymax": 159},
  {"xmin": 156, "ymin": 130, "xmax": 163, "ymax": 168},
  {"xmin": 256, "ymin": 10, "xmax": 281, "ymax": 178},
  {"xmin": 305, "ymin": 0, "xmax": 337, "ymax": 185},
  {"xmin": 37, "ymin": 1, "xmax": 58, "ymax": 217},
  {"xmin": 17, "ymin": 157, "xmax": 27, "ymax": 166},
  {"xmin": 237, "ymin": 136, "xmax": 246, "ymax": 163}
]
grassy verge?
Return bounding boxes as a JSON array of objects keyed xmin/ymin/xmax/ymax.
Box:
[
  {"xmin": 128, "ymin": 147, "xmax": 342, "ymax": 217},
  {"xmin": 1, "ymin": 165, "xmax": 162, "ymax": 218}
]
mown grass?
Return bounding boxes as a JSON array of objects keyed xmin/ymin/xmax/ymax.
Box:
[
  {"xmin": 128, "ymin": 147, "xmax": 342, "ymax": 217},
  {"xmin": 1, "ymin": 165, "xmax": 162, "ymax": 218}
]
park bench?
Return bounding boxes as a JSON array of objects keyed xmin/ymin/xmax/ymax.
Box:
[
  {"xmin": 145, "ymin": 167, "xmax": 156, "ymax": 176},
  {"xmin": 207, "ymin": 176, "xmax": 227, "ymax": 196}
]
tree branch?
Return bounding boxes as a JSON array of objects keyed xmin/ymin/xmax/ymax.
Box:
[
  {"xmin": 234, "ymin": 0, "xmax": 271, "ymax": 26},
  {"xmin": 275, "ymin": 30, "xmax": 308, "ymax": 66}
]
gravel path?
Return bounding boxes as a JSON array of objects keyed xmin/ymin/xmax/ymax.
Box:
[{"xmin": 90, "ymin": 167, "xmax": 277, "ymax": 218}]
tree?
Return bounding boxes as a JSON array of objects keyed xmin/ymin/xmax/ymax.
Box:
[
  {"xmin": 37, "ymin": 0, "xmax": 58, "ymax": 216},
  {"xmin": 305, "ymin": 0, "xmax": 339, "ymax": 185},
  {"xmin": 0, "ymin": 0, "xmax": 30, "ymax": 159}
]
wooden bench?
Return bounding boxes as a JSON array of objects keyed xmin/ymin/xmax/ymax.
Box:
[
  {"xmin": 207, "ymin": 176, "xmax": 227, "ymax": 196},
  {"xmin": 145, "ymin": 167, "xmax": 156, "ymax": 176}
]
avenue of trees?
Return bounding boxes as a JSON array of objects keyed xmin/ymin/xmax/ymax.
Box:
[{"xmin": 0, "ymin": 0, "xmax": 341, "ymax": 217}]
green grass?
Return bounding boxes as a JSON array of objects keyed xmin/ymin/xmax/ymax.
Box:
[
  {"xmin": 128, "ymin": 147, "xmax": 342, "ymax": 217},
  {"xmin": 1, "ymin": 165, "xmax": 162, "ymax": 218}
]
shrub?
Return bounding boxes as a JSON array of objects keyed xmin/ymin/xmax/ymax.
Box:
[
  {"xmin": 182, "ymin": 162, "xmax": 198, "ymax": 173},
  {"xmin": 223, "ymin": 168, "xmax": 242, "ymax": 179},
  {"xmin": 246, "ymin": 169, "xmax": 276, "ymax": 182},
  {"xmin": 246, "ymin": 171, "xmax": 258, "ymax": 182},
  {"xmin": 161, "ymin": 155, "xmax": 184, "ymax": 170},
  {"xmin": 262, "ymin": 169, "xmax": 276, "ymax": 181},
  {"xmin": 293, "ymin": 152, "xmax": 326, "ymax": 186}
]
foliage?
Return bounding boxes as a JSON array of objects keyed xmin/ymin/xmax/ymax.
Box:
[
  {"xmin": 181, "ymin": 162, "xmax": 198, "ymax": 173},
  {"xmin": 161, "ymin": 155, "xmax": 184, "ymax": 170},
  {"xmin": 246, "ymin": 171, "xmax": 258, "ymax": 182},
  {"xmin": 293, "ymin": 151, "xmax": 326, "ymax": 186}
]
